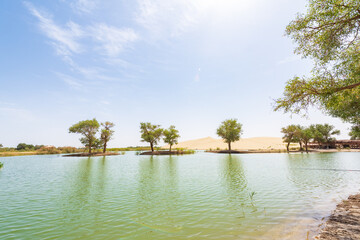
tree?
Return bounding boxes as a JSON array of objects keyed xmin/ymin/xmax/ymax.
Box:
[
  {"xmin": 281, "ymin": 125, "xmax": 302, "ymax": 152},
  {"xmin": 16, "ymin": 143, "xmax": 35, "ymax": 151},
  {"xmin": 299, "ymin": 127, "xmax": 314, "ymax": 152},
  {"xmin": 349, "ymin": 125, "xmax": 360, "ymax": 140},
  {"xmin": 100, "ymin": 121, "xmax": 115, "ymax": 153},
  {"xmin": 310, "ymin": 124, "xmax": 340, "ymax": 149},
  {"xmin": 163, "ymin": 125, "xmax": 180, "ymax": 152},
  {"xmin": 69, "ymin": 119, "xmax": 100, "ymax": 154},
  {"xmin": 216, "ymin": 119, "xmax": 243, "ymax": 151},
  {"xmin": 140, "ymin": 122, "xmax": 163, "ymax": 152},
  {"xmin": 0, "ymin": 144, "xmax": 3, "ymax": 148},
  {"xmin": 274, "ymin": 1, "xmax": 360, "ymax": 124}
]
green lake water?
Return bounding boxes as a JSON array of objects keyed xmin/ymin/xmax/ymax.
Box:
[{"xmin": 1, "ymin": 152, "xmax": 360, "ymax": 239}]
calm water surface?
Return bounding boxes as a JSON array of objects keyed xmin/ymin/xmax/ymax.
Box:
[{"xmin": 1, "ymin": 152, "xmax": 360, "ymax": 239}]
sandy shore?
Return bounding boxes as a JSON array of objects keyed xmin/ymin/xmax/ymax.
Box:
[
  {"xmin": 166, "ymin": 137, "xmax": 289, "ymax": 150},
  {"xmin": 315, "ymin": 194, "xmax": 360, "ymax": 239}
]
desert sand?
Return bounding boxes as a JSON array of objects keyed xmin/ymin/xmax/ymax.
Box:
[{"xmin": 166, "ymin": 137, "xmax": 288, "ymax": 150}]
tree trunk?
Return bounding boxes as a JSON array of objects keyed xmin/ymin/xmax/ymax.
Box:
[
  {"xmin": 150, "ymin": 142, "xmax": 154, "ymax": 152},
  {"xmin": 103, "ymin": 141, "xmax": 107, "ymax": 153},
  {"xmin": 169, "ymin": 144, "xmax": 172, "ymax": 153},
  {"xmin": 305, "ymin": 141, "xmax": 308, "ymax": 153},
  {"xmin": 228, "ymin": 142, "xmax": 231, "ymax": 151},
  {"xmin": 89, "ymin": 139, "xmax": 92, "ymax": 154},
  {"xmin": 287, "ymin": 142, "xmax": 290, "ymax": 152},
  {"xmin": 299, "ymin": 141, "xmax": 303, "ymax": 150}
]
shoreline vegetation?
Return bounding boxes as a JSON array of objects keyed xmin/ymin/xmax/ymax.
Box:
[
  {"xmin": 139, "ymin": 150, "xmax": 195, "ymax": 155},
  {"xmin": 63, "ymin": 152, "xmax": 122, "ymax": 157},
  {"xmin": 206, "ymin": 149, "xmax": 360, "ymax": 154}
]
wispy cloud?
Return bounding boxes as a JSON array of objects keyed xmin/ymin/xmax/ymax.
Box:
[
  {"xmin": 25, "ymin": 2, "xmax": 140, "ymax": 86},
  {"xmin": 56, "ymin": 73, "xmax": 83, "ymax": 89},
  {"xmin": 71, "ymin": 0, "xmax": 97, "ymax": 14},
  {"xmin": 135, "ymin": 0, "xmax": 199, "ymax": 39},
  {"xmin": 89, "ymin": 23, "xmax": 138, "ymax": 57},
  {"xmin": 25, "ymin": 2, "xmax": 84, "ymax": 56}
]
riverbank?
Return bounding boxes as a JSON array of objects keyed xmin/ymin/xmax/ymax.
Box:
[
  {"xmin": 315, "ymin": 194, "xmax": 360, "ymax": 239},
  {"xmin": 0, "ymin": 151, "xmax": 39, "ymax": 157},
  {"xmin": 207, "ymin": 149, "xmax": 360, "ymax": 154},
  {"xmin": 63, "ymin": 152, "xmax": 122, "ymax": 157},
  {"xmin": 139, "ymin": 150, "xmax": 195, "ymax": 155}
]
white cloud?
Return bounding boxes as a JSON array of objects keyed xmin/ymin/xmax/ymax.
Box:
[
  {"xmin": 56, "ymin": 73, "xmax": 83, "ymax": 88},
  {"xmin": 135, "ymin": 0, "xmax": 199, "ymax": 39},
  {"xmin": 89, "ymin": 23, "xmax": 138, "ymax": 57},
  {"xmin": 25, "ymin": 2, "xmax": 84, "ymax": 56},
  {"xmin": 134, "ymin": 0, "xmax": 260, "ymax": 39},
  {"xmin": 71, "ymin": 0, "xmax": 97, "ymax": 14}
]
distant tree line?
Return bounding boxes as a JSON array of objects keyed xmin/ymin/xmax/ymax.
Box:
[{"xmin": 281, "ymin": 124, "xmax": 341, "ymax": 152}]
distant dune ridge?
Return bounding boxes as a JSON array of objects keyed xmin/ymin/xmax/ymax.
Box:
[{"xmin": 164, "ymin": 137, "xmax": 287, "ymax": 150}]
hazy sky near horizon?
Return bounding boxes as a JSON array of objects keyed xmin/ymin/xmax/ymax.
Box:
[{"xmin": 0, "ymin": 0, "xmax": 353, "ymax": 147}]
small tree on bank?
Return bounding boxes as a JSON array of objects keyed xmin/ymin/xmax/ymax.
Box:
[
  {"xmin": 140, "ymin": 122, "xmax": 163, "ymax": 152},
  {"xmin": 163, "ymin": 125, "xmax": 180, "ymax": 152},
  {"xmin": 100, "ymin": 121, "xmax": 115, "ymax": 153},
  {"xmin": 217, "ymin": 119, "xmax": 243, "ymax": 151},
  {"xmin": 299, "ymin": 127, "xmax": 313, "ymax": 152},
  {"xmin": 69, "ymin": 119, "xmax": 100, "ymax": 154},
  {"xmin": 281, "ymin": 125, "xmax": 301, "ymax": 152}
]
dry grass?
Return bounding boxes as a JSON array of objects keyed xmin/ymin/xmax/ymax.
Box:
[{"xmin": 0, "ymin": 152, "xmax": 38, "ymax": 157}]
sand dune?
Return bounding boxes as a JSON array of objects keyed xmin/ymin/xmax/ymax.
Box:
[{"xmin": 165, "ymin": 137, "xmax": 287, "ymax": 150}]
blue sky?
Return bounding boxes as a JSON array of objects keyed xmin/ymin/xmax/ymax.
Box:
[{"xmin": 0, "ymin": 0, "xmax": 352, "ymax": 147}]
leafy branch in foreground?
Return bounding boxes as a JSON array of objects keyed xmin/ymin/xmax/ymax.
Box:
[{"xmin": 275, "ymin": 0, "xmax": 360, "ymax": 125}]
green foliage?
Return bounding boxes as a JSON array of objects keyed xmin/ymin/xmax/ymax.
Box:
[
  {"xmin": 281, "ymin": 125, "xmax": 302, "ymax": 151},
  {"xmin": 107, "ymin": 146, "xmax": 151, "ymax": 151},
  {"xmin": 0, "ymin": 162, "xmax": 3, "ymax": 169},
  {"xmin": 349, "ymin": 125, "xmax": 360, "ymax": 140},
  {"xmin": 36, "ymin": 146, "xmax": 61, "ymax": 155},
  {"xmin": 16, "ymin": 143, "xmax": 36, "ymax": 151},
  {"xmin": 217, "ymin": 119, "xmax": 243, "ymax": 151},
  {"xmin": 310, "ymin": 124, "xmax": 340, "ymax": 146},
  {"xmin": 69, "ymin": 119, "xmax": 100, "ymax": 153},
  {"xmin": 163, "ymin": 125, "xmax": 180, "ymax": 151},
  {"xmin": 275, "ymin": 1, "xmax": 360, "ymax": 124},
  {"xmin": 57, "ymin": 146, "xmax": 78, "ymax": 153},
  {"xmin": 299, "ymin": 127, "xmax": 314, "ymax": 151},
  {"xmin": 140, "ymin": 122, "xmax": 163, "ymax": 152},
  {"xmin": 100, "ymin": 121, "xmax": 115, "ymax": 153}
]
